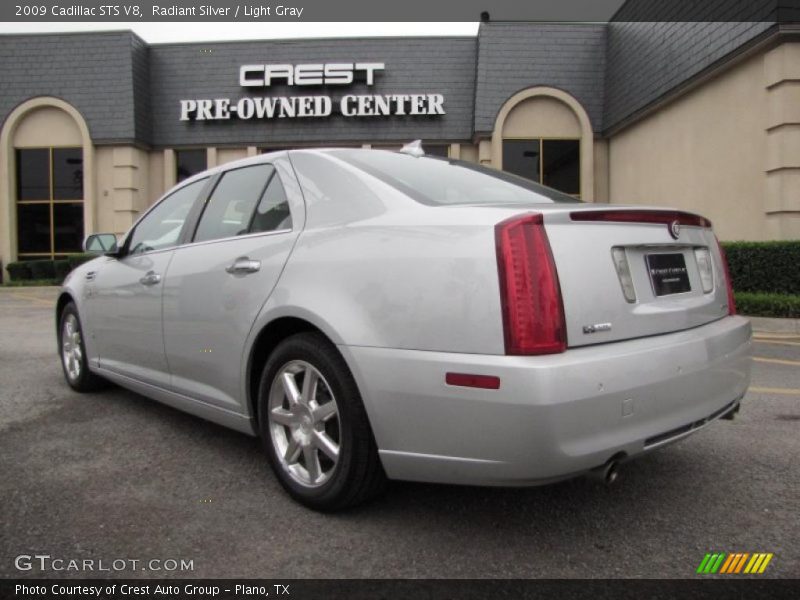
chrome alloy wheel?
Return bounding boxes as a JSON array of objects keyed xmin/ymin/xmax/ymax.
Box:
[
  {"xmin": 268, "ymin": 360, "xmax": 341, "ymax": 487},
  {"xmin": 61, "ymin": 313, "xmax": 83, "ymax": 381}
]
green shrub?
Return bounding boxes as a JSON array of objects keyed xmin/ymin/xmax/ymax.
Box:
[
  {"xmin": 6, "ymin": 261, "xmax": 32, "ymax": 281},
  {"xmin": 28, "ymin": 260, "xmax": 56, "ymax": 280},
  {"xmin": 54, "ymin": 259, "xmax": 72, "ymax": 280},
  {"xmin": 67, "ymin": 253, "xmax": 97, "ymax": 270},
  {"xmin": 735, "ymin": 291, "xmax": 800, "ymax": 318},
  {"xmin": 721, "ymin": 241, "xmax": 800, "ymax": 295}
]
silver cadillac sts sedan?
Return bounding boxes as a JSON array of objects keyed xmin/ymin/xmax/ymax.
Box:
[{"xmin": 57, "ymin": 146, "xmax": 752, "ymax": 510}]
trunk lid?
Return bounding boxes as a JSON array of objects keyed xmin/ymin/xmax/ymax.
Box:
[{"xmin": 542, "ymin": 206, "xmax": 731, "ymax": 348}]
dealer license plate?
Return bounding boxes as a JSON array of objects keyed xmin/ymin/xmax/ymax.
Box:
[{"xmin": 646, "ymin": 253, "xmax": 691, "ymax": 296}]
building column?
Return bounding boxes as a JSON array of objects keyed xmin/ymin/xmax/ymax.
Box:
[
  {"xmin": 478, "ymin": 139, "xmax": 492, "ymax": 166},
  {"xmin": 764, "ymin": 42, "xmax": 800, "ymax": 239},
  {"xmin": 206, "ymin": 147, "xmax": 218, "ymax": 169},
  {"xmin": 163, "ymin": 149, "xmax": 176, "ymax": 190},
  {"xmin": 110, "ymin": 147, "xmax": 147, "ymax": 235}
]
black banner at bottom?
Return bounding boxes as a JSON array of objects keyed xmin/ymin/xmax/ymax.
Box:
[{"xmin": 3, "ymin": 579, "xmax": 800, "ymax": 600}]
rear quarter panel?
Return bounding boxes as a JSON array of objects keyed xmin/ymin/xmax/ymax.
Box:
[
  {"xmin": 260, "ymin": 220, "xmax": 504, "ymax": 353},
  {"xmin": 249, "ymin": 150, "xmax": 509, "ymax": 355}
]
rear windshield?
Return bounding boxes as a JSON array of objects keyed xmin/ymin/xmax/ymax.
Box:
[{"xmin": 329, "ymin": 149, "xmax": 582, "ymax": 206}]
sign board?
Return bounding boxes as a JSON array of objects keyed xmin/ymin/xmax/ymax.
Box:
[{"xmin": 179, "ymin": 62, "xmax": 446, "ymax": 121}]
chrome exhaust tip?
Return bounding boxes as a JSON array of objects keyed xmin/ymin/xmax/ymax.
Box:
[
  {"xmin": 589, "ymin": 457, "xmax": 622, "ymax": 486},
  {"xmin": 604, "ymin": 461, "xmax": 619, "ymax": 485}
]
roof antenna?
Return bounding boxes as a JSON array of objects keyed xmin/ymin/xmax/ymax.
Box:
[
  {"xmin": 400, "ymin": 140, "xmax": 425, "ymax": 158},
  {"xmin": 480, "ymin": 11, "xmax": 490, "ymax": 22}
]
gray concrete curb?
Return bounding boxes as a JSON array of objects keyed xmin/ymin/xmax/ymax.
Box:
[{"xmin": 745, "ymin": 315, "xmax": 800, "ymax": 334}]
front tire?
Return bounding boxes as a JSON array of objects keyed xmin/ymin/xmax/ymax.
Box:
[
  {"xmin": 258, "ymin": 332, "xmax": 386, "ymax": 510},
  {"xmin": 58, "ymin": 302, "xmax": 107, "ymax": 392}
]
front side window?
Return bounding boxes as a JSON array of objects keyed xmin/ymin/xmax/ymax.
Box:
[
  {"xmin": 193, "ymin": 164, "xmax": 291, "ymax": 243},
  {"xmin": 16, "ymin": 147, "xmax": 84, "ymax": 259},
  {"xmin": 502, "ymin": 139, "xmax": 580, "ymax": 197},
  {"xmin": 175, "ymin": 149, "xmax": 207, "ymax": 183},
  {"xmin": 127, "ymin": 178, "xmax": 207, "ymax": 255}
]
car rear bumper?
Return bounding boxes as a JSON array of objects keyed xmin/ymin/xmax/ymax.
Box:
[{"xmin": 339, "ymin": 316, "xmax": 752, "ymax": 485}]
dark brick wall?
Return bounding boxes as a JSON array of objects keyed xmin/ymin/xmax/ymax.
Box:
[
  {"xmin": 131, "ymin": 34, "xmax": 151, "ymax": 144},
  {"xmin": 0, "ymin": 31, "xmax": 142, "ymax": 143},
  {"xmin": 611, "ymin": 0, "xmax": 780, "ymax": 21},
  {"xmin": 474, "ymin": 23, "xmax": 607, "ymax": 134},
  {"xmin": 605, "ymin": 0, "xmax": 778, "ymax": 130},
  {"xmin": 147, "ymin": 37, "xmax": 477, "ymax": 147}
]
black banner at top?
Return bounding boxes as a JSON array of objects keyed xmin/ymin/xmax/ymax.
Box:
[{"xmin": 0, "ymin": 0, "xmax": 798, "ymax": 22}]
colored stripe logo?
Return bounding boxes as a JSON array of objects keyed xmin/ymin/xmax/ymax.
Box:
[{"xmin": 697, "ymin": 552, "xmax": 774, "ymax": 574}]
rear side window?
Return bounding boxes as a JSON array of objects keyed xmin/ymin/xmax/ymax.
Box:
[
  {"xmin": 250, "ymin": 172, "xmax": 292, "ymax": 233},
  {"xmin": 193, "ymin": 164, "xmax": 282, "ymax": 243}
]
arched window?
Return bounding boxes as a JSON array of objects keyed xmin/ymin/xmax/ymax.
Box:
[
  {"xmin": 492, "ymin": 87, "xmax": 594, "ymax": 201},
  {"xmin": 16, "ymin": 145, "xmax": 84, "ymax": 258},
  {"xmin": 1, "ymin": 99, "xmax": 93, "ymax": 264}
]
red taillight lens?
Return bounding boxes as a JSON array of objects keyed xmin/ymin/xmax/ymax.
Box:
[
  {"xmin": 495, "ymin": 213, "xmax": 566, "ymax": 355},
  {"xmin": 715, "ymin": 237, "xmax": 736, "ymax": 315}
]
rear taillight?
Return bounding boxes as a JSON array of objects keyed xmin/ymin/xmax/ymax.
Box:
[
  {"xmin": 495, "ymin": 213, "xmax": 566, "ymax": 355},
  {"xmin": 715, "ymin": 237, "xmax": 736, "ymax": 315}
]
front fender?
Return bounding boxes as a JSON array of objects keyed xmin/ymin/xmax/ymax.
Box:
[{"xmin": 57, "ymin": 256, "xmax": 107, "ymax": 368}]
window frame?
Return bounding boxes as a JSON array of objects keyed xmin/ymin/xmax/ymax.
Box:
[
  {"xmin": 15, "ymin": 146, "xmax": 84, "ymax": 259},
  {"xmin": 502, "ymin": 137, "xmax": 581, "ymax": 199},
  {"xmin": 186, "ymin": 163, "xmax": 294, "ymax": 247}
]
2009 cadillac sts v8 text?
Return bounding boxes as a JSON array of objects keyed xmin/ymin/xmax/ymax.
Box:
[{"xmin": 57, "ymin": 146, "xmax": 752, "ymax": 510}]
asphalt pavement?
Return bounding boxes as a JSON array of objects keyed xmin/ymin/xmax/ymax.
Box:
[{"xmin": 0, "ymin": 287, "xmax": 798, "ymax": 579}]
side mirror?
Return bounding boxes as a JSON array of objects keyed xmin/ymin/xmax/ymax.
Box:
[{"xmin": 83, "ymin": 233, "xmax": 119, "ymax": 254}]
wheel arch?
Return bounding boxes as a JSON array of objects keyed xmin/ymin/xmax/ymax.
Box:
[
  {"xmin": 246, "ymin": 316, "xmax": 334, "ymax": 433},
  {"xmin": 55, "ymin": 291, "xmax": 75, "ymax": 330}
]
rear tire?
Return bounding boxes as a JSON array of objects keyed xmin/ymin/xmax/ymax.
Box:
[
  {"xmin": 58, "ymin": 302, "xmax": 107, "ymax": 392},
  {"xmin": 258, "ymin": 332, "xmax": 386, "ymax": 511}
]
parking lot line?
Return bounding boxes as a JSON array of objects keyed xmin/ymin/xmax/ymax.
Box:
[
  {"xmin": 749, "ymin": 386, "xmax": 800, "ymax": 396},
  {"xmin": 753, "ymin": 339, "xmax": 800, "ymax": 347},
  {"xmin": 753, "ymin": 356, "xmax": 800, "ymax": 367},
  {"xmin": 753, "ymin": 332, "xmax": 800, "ymax": 339}
]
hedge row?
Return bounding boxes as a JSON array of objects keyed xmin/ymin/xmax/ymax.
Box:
[
  {"xmin": 734, "ymin": 292, "xmax": 800, "ymax": 319},
  {"xmin": 721, "ymin": 241, "xmax": 800, "ymax": 295},
  {"xmin": 5, "ymin": 254, "xmax": 96, "ymax": 283}
]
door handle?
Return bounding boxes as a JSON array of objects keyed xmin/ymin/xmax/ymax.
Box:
[
  {"xmin": 225, "ymin": 257, "xmax": 261, "ymax": 275},
  {"xmin": 139, "ymin": 271, "xmax": 161, "ymax": 286}
]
